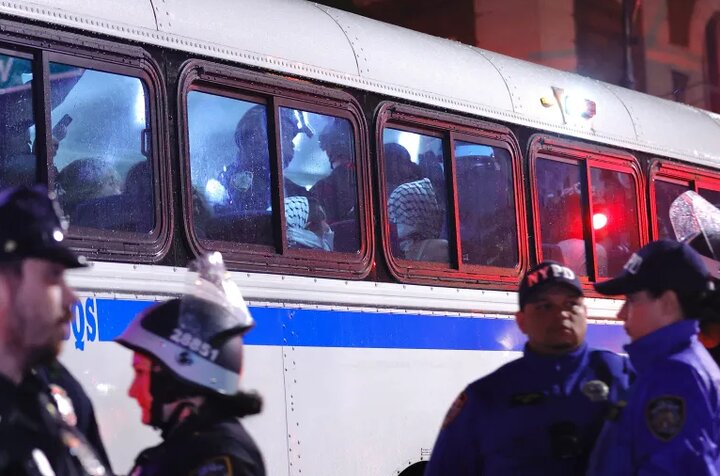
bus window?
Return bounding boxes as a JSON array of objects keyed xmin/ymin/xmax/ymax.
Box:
[
  {"xmin": 280, "ymin": 108, "xmax": 360, "ymax": 253},
  {"xmin": 0, "ymin": 53, "xmax": 36, "ymax": 188},
  {"xmin": 654, "ymin": 179, "xmax": 690, "ymax": 240},
  {"xmin": 536, "ymin": 158, "xmax": 595, "ymax": 276},
  {"xmin": 455, "ymin": 140, "xmax": 518, "ymax": 267},
  {"xmin": 383, "ymin": 128, "xmax": 449, "ymax": 264},
  {"xmin": 187, "ymin": 93, "xmax": 274, "ymax": 246},
  {"xmin": 699, "ymin": 188, "xmax": 720, "ymax": 209},
  {"xmin": 49, "ymin": 63, "xmax": 154, "ymax": 234},
  {"xmin": 590, "ymin": 168, "xmax": 640, "ymax": 277}
]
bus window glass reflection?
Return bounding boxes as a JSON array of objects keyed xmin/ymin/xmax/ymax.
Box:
[
  {"xmin": 590, "ymin": 168, "xmax": 640, "ymax": 277},
  {"xmin": 280, "ymin": 108, "xmax": 360, "ymax": 253},
  {"xmin": 654, "ymin": 180, "xmax": 690, "ymax": 240},
  {"xmin": 187, "ymin": 93, "xmax": 274, "ymax": 246},
  {"xmin": 0, "ymin": 53, "xmax": 36, "ymax": 188},
  {"xmin": 383, "ymin": 128, "xmax": 449, "ymax": 264},
  {"xmin": 699, "ymin": 188, "xmax": 720, "ymax": 210},
  {"xmin": 536, "ymin": 158, "xmax": 597, "ymax": 276},
  {"xmin": 454, "ymin": 140, "xmax": 518, "ymax": 268},
  {"xmin": 49, "ymin": 63, "xmax": 154, "ymax": 234}
]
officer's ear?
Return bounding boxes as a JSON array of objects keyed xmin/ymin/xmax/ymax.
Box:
[{"xmin": 657, "ymin": 289, "xmax": 683, "ymax": 321}]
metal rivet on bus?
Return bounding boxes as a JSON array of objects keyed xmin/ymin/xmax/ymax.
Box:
[{"xmin": 4, "ymin": 240, "xmax": 16, "ymax": 253}]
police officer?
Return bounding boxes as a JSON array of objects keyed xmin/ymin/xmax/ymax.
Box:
[
  {"xmin": 587, "ymin": 240, "xmax": 720, "ymax": 475},
  {"xmin": 425, "ymin": 261, "xmax": 633, "ymax": 475},
  {"xmin": 0, "ymin": 185, "xmax": 110, "ymax": 476},
  {"xmin": 117, "ymin": 252, "xmax": 265, "ymax": 476}
]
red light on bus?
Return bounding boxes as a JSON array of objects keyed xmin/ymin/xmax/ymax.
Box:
[{"xmin": 592, "ymin": 212, "xmax": 608, "ymax": 230}]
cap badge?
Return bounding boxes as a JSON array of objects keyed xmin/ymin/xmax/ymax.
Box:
[
  {"xmin": 3, "ymin": 240, "xmax": 16, "ymax": 253},
  {"xmin": 624, "ymin": 253, "xmax": 643, "ymax": 274}
]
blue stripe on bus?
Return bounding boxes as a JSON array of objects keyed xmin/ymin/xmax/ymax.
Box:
[{"xmin": 68, "ymin": 298, "xmax": 628, "ymax": 353}]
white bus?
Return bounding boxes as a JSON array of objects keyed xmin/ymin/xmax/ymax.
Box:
[{"xmin": 1, "ymin": 0, "xmax": 719, "ymax": 474}]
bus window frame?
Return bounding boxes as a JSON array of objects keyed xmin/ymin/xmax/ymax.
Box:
[
  {"xmin": 529, "ymin": 135, "xmax": 647, "ymax": 284},
  {"xmin": 648, "ymin": 159, "xmax": 720, "ymax": 239},
  {"xmin": 0, "ymin": 20, "xmax": 172, "ymax": 264},
  {"xmin": 177, "ymin": 59, "xmax": 373, "ymax": 279},
  {"xmin": 376, "ymin": 102, "xmax": 527, "ymax": 288}
]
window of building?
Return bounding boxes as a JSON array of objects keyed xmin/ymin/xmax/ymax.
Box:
[{"xmin": 667, "ymin": 0, "xmax": 696, "ymax": 47}]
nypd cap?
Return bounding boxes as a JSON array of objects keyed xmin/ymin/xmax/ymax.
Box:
[
  {"xmin": 519, "ymin": 261, "xmax": 583, "ymax": 308},
  {"xmin": 594, "ymin": 239, "xmax": 712, "ymax": 296},
  {"xmin": 0, "ymin": 185, "xmax": 86, "ymax": 268}
]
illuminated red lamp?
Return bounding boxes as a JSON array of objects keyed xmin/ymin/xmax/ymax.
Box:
[{"xmin": 592, "ymin": 212, "xmax": 608, "ymax": 230}]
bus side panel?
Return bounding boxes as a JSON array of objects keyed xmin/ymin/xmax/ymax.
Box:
[{"xmin": 286, "ymin": 346, "xmax": 517, "ymax": 474}]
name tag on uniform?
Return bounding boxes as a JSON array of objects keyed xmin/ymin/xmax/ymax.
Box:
[{"xmin": 511, "ymin": 392, "xmax": 546, "ymax": 406}]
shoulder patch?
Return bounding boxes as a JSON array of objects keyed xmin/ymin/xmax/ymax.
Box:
[
  {"xmin": 441, "ymin": 392, "xmax": 468, "ymax": 430},
  {"xmin": 189, "ymin": 456, "xmax": 233, "ymax": 476},
  {"xmin": 646, "ymin": 396, "xmax": 685, "ymax": 441}
]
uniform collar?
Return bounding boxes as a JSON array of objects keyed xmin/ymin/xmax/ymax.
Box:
[
  {"xmin": 624, "ymin": 319, "xmax": 698, "ymax": 374},
  {"xmin": 522, "ymin": 341, "xmax": 588, "ymax": 372}
]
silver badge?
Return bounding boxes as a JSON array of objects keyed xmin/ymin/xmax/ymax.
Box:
[{"xmin": 581, "ymin": 380, "xmax": 609, "ymax": 402}]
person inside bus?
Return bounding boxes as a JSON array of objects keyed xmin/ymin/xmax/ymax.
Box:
[
  {"xmin": 587, "ymin": 240, "xmax": 720, "ymax": 475},
  {"xmin": 384, "ymin": 142, "xmax": 422, "ymax": 198},
  {"xmin": 425, "ymin": 261, "xmax": 633, "ymax": 476},
  {"xmin": 310, "ymin": 117, "xmax": 357, "ymax": 224},
  {"xmin": 116, "ymin": 252, "xmax": 265, "ymax": 476},
  {"xmin": 56, "ymin": 157, "xmax": 122, "ymax": 223},
  {"xmin": 285, "ymin": 195, "xmax": 333, "ymax": 251},
  {"xmin": 221, "ymin": 106, "xmax": 310, "ymax": 210},
  {"xmin": 221, "ymin": 105, "xmax": 273, "ymax": 213},
  {"xmin": 119, "ymin": 159, "xmax": 153, "ymax": 233},
  {"xmin": 455, "ymin": 151, "xmax": 516, "ymax": 267},
  {"xmin": 0, "ymin": 185, "xmax": 111, "ymax": 476},
  {"xmin": 387, "ymin": 177, "xmax": 448, "ymax": 262},
  {"xmin": 547, "ymin": 186, "xmax": 608, "ymax": 276}
]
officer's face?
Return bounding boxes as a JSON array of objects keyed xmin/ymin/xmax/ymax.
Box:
[
  {"xmin": 617, "ymin": 290, "xmax": 669, "ymax": 341},
  {"xmin": 516, "ymin": 284, "xmax": 587, "ymax": 355},
  {"xmin": 1, "ymin": 259, "xmax": 76, "ymax": 366},
  {"xmin": 128, "ymin": 352, "xmax": 153, "ymax": 425}
]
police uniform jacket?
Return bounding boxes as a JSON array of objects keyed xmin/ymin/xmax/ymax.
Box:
[
  {"xmin": 587, "ymin": 320, "xmax": 720, "ymax": 476},
  {"xmin": 129, "ymin": 409, "xmax": 265, "ymax": 476},
  {"xmin": 424, "ymin": 342, "xmax": 633, "ymax": 476},
  {"xmin": 0, "ymin": 372, "xmax": 108, "ymax": 476},
  {"xmin": 36, "ymin": 360, "xmax": 111, "ymax": 468}
]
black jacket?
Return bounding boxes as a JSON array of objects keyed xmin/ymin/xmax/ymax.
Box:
[
  {"xmin": 0, "ymin": 370, "xmax": 109, "ymax": 476},
  {"xmin": 129, "ymin": 407, "xmax": 265, "ymax": 476}
]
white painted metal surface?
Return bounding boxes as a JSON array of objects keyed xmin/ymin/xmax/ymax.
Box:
[
  {"xmin": 66, "ymin": 261, "xmax": 624, "ymax": 320},
  {"xmin": 0, "ymin": 0, "xmax": 718, "ymax": 166}
]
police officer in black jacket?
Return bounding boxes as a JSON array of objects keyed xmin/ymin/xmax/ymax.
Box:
[
  {"xmin": 0, "ymin": 185, "xmax": 110, "ymax": 476},
  {"xmin": 117, "ymin": 252, "xmax": 265, "ymax": 476}
]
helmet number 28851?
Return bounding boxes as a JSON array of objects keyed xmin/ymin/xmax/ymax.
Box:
[{"xmin": 169, "ymin": 328, "xmax": 220, "ymax": 361}]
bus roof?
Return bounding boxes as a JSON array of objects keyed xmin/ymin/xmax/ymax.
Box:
[{"xmin": 3, "ymin": 0, "xmax": 719, "ymax": 166}]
